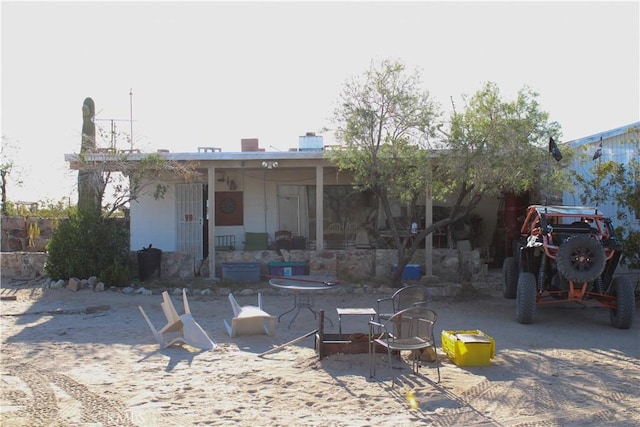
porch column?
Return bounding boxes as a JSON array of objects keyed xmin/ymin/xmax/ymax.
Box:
[
  {"xmin": 424, "ymin": 183, "xmax": 433, "ymax": 277},
  {"xmin": 208, "ymin": 166, "xmax": 217, "ymax": 279},
  {"xmin": 316, "ymin": 165, "xmax": 324, "ymax": 250}
]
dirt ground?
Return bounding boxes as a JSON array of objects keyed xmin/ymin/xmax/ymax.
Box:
[{"xmin": 1, "ymin": 274, "xmax": 638, "ymax": 426}]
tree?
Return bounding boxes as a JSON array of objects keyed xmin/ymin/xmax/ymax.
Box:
[
  {"xmin": 0, "ymin": 136, "xmax": 24, "ymax": 215},
  {"xmin": 440, "ymin": 82, "xmax": 566, "ymax": 288},
  {"xmin": 329, "ymin": 60, "xmax": 564, "ymax": 287},
  {"xmin": 572, "ymin": 126, "xmax": 640, "ymax": 269},
  {"xmin": 71, "ymin": 149, "xmax": 200, "ymax": 219}
]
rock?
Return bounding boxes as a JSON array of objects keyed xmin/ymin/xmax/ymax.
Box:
[
  {"xmin": 441, "ymin": 255, "xmax": 459, "ymax": 270},
  {"xmin": 67, "ymin": 277, "xmax": 80, "ymax": 291},
  {"xmin": 51, "ymin": 279, "xmax": 65, "ymax": 289},
  {"xmin": 122, "ymin": 286, "xmax": 136, "ymax": 294},
  {"xmin": 217, "ymin": 287, "xmax": 232, "ymax": 296},
  {"xmin": 94, "ymin": 282, "xmax": 105, "ymax": 292}
]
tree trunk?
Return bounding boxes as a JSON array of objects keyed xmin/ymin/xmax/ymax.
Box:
[
  {"xmin": 457, "ymin": 239, "xmax": 476, "ymax": 295},
  {"xmin": 1, "ymin": 171, "xmax": 7, "ymax": 215}
]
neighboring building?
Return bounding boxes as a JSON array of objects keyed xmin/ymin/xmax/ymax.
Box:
[{"xmin": 563, "ymin": 121, "xmax": 640, "ymax": 230}]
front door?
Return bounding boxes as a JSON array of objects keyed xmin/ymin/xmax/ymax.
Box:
[
  {"xmin": 176, "ymin": 183, "xmax": 203, "ymax": 261},
  {"xmin": 278, "ymin": 195, "xmax": 300, "ymax": 235}
]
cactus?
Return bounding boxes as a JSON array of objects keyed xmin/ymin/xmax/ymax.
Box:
[
  {"xmin": 28, "ymin": 220, "xmax": 40, "ymax": 248},
  {"xmin": 77, "ymin": 97, "xmax": 103, "ymax": 213}
]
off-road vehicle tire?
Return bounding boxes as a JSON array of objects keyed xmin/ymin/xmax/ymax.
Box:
[
  {"xmin": 516, "ymin": 272, "xmax": 537, "ymax": 324},
  {"xmin": 502, "ymin": 257, "xmax": 518, "ymax": 299},
  {"xmin": 609, "ymin": 276, "xmax": 635, "ymax": 329},
  {"xmin": 556, "ymin": 235, "xmax": 606, "ymax": 284}
]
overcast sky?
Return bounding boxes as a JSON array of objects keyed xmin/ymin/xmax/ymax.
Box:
[{"xmin": 2, "ymin": 1, "xmax": 639, "ymax": 203}]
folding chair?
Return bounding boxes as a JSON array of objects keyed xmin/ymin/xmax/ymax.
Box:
[
  {"xmin": 139, "ymin": 289, "xmax": 216, "ymax": 350},
  {"xmin": 224, "ymin": 292, "xmax": 276, "ymax": 338}
]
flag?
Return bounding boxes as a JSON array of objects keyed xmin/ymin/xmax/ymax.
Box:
[
  {"xmin": 549, "ymin": 137, "xmax": 562, "ymax": 162},
  {"xmin": 592, "ymin": 137, "xmax": 603, "ymax": 160}
]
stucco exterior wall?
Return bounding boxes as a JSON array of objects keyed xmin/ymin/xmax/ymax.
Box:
[
  {"xmin": 130, "ymin": 184, "xmax": 177, "ymax": 252},
  {"xmin": 129, "ymin": 167, "xmax": 359, "ymax": 254}
]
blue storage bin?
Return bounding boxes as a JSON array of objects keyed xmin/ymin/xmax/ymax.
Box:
[
  {"xmin": 391, "ymin": 263, "xmax": 421, "ymax": 280},
  {"xmin": 268, "ymin": 261, "xmax": 309, "ymax": 277},
  {"xmin": 222, "ymin": 262, "xmax": 262, "ymax": 282}
]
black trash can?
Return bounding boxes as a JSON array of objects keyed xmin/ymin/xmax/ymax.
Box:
[{"xmin": 137, "ymin": 246, "xmax": 162, "ymax": 281}]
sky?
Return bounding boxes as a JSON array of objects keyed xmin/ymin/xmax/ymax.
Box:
[{"xmin": 2, "ymin": 1, "xmax": 639, "ymax": 204}]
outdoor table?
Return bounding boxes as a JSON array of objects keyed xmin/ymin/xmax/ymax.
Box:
[
  {"xmin": 268, "ymin": 276, "xmax": 339, "ymax": 328},
  {"xmin": 336, "ymin": 307, "xmax": 376, "ymax": 338}
]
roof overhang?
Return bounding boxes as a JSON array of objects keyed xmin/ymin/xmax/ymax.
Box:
[{"xmin": 65, "ymin": 150, "xmax": 336, "ymax": 171}]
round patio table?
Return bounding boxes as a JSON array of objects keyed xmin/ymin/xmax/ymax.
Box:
[{"xmin": 269, "ymin": 275, "xmax": 339, "ymax": 329}]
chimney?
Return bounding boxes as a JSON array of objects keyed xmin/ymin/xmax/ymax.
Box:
[{"xmin": 241, "ymin": 138, "xmax": 260, "ymax": 152}]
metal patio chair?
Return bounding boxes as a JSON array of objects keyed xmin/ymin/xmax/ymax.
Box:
[
  {"xmin": 376, "ymin": 284, "xmax": 432, "ymax": 323},
  {"xmin": 369, "ymin": 306, "xmax": 440, "ymax": 386}
]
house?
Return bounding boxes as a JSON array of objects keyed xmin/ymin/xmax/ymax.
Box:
[
  {"xmin": 563, "ymin": 121, "xmax": 640, "ymax": 230},
  {"xmin": 64, "ymin": 135, "xmax": 507, "ymax": 280}
]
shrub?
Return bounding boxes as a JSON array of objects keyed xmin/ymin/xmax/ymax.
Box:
[
  {"xmin": 99, "ymin": 263, "xmax": 130, "ymax": 287},
  {"xmin": 45, "ymin": 210, "xmax": 129, "ymax": 280},
  {"xmin": 621, "ymin": 230, "xmax": 640, "ymax": 270}
]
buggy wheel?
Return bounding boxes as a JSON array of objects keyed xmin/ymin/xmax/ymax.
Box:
[
  {"xmin": 609, "ymin": 276, "xmax": 635, "ymax": 329},
  {"xmin": 556, "ymin": 235, "xmax": 606, "ymax": 283},
  {"xmin": 502, "ymin": 257, "xmax": 517, "ymax": 299},
  {"xmin": 516, "ymin": 272, "xmax": 537, "ymax": 324}
]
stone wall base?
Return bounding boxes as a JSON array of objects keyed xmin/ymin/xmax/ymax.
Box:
[{"xmin": 2, "ymin": 247, "xmax": 486, "ymax": 284}]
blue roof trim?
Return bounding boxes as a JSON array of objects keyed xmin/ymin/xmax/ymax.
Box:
[{"xmin": 568, "ymin": 121, "xmax": 640, "ymax": 148}]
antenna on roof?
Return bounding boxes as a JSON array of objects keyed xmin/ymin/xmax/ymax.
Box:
[
  {"xmin": 130, "ymin": 88, "xmax": 134, "ymax": 150},
  {"xmin": 93, "ymin": 90, "xmax": 135, "ymax": 151},
  {"xmin": 94, "ymin": 117, "xmax": 134, "ymax": 151}
]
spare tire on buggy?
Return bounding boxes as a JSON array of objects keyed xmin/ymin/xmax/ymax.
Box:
[{"xmin": 556, "ymin": 234, "xmax": 606, "ymax": 284}]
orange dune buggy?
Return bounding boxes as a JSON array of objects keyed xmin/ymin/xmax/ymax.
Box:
[{"xmin": 502, "ymin": 205, "xmax": 635, "ymax": 329}]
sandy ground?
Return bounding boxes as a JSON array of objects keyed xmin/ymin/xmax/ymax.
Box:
[{"xmin": 1, "ymin": 274, "xmax": 639, "ymax": 427}]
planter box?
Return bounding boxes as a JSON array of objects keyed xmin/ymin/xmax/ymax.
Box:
[
  {"xmin": 292, "ymin": 236, "xmax": 307, "ymax": 249},
  {"xmin": 315, "ymin": 333, "xmax": 389, "ymax": 360},
  {"xmin": 441, "ymin": 329, "xmax": 495, "ymax": 366}
]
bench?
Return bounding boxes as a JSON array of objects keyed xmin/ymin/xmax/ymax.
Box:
[{"xmin": 215, "ymin": 235, "xmax": 235, "ymax": 251}]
